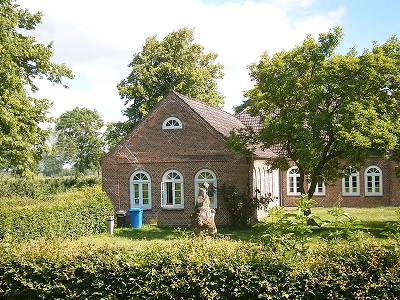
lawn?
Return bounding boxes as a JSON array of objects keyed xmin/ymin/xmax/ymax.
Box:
[{"xmin": 90, "ymin": 206, "xmax": 400, "ymax": 246}]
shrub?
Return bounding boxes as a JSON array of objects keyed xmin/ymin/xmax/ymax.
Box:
[
  {"xmin": 220, "ymin": 184, "xmax": 270, "ymax": 227},
  {"xmin": 0, "ymin": 236, "xmax": 399, "ymax": 299},
  {"xmin": 0, "ymin": 175, "xmax": 101, "ymax": 199},
  {"xmin": 0, "ymin": 185, "xmax": 113, "ymax": 241}
]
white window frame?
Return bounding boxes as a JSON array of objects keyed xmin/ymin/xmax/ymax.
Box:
[
  {"xmin": 130, "ymin": 171, "xmax": 151, "ymax": 210},
  {"xmin": 161, "ymin": 170, "xmax": 184, "ymax": 209},
  {"xmin": 253, "ymin": 168, "xmax": 258, "ymax": 197},
  {"xmin": 312, "ymin": 180, "xmax": 326, "ymax": 196},
  {"xmin": 162, "ymin": 117, "xmax": 182, "ymax": 130},
  {"xmin": 265, "ymin": 168, "xmax": 273, "ymax": 196},
  {"xmin": 194, "ymin": 169, "xmax": 218, "ymax": 208},
  {"xmin": 342, "ymin": 167, "xmax": 360, "ymax": 196},
  {"xmin": 287, "ymin": 166, "xmax": 301, "ymax": 196},
  {"xmin": 365, "ymin": 165, "xmax": 383, "ymax": 196}
]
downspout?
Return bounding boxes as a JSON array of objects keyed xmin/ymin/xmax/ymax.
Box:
[
  {"xmin": 279, "ymin": 168, "xmax": 283, "ymax": 206},
  {"xmin": 117, "ymin": 180, "xmax": 121, "ymax": 210}
]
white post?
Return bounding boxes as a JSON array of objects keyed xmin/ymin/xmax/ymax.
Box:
[{"xmin": 106, "ymin": 215, "xmax": 114, "ymax": 235}]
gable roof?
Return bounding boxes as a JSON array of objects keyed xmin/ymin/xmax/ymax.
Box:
[{"xmin": 172, "ymin": 90, "xmax": 245, "ymax": 137}]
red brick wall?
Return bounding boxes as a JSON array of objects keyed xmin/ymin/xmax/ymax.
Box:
[
  {"xmin": 101, "ymin": 93, "xmax": 250, "ymax": 226},
  {"xmin": 282, "ymin": 158, "xmax": 399, "ymax": 207}
]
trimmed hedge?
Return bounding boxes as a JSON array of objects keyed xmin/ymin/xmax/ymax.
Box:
[
  {"xmin": 0, "ymin": 185, "xmax": 113, "ymax": 241},
  {"xmin": 0, "ymin": 176, "xmax": 101, "ymax": 199},
  {"xmin": 0, "ymin": 236, "xmax": 399, "ymax": 299}
]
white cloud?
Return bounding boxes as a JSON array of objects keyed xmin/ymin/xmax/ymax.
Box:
[{"xmin": 17, "ymin": 0, "xmax": 344, "ymax": 121}]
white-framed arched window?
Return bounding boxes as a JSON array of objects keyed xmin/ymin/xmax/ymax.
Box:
[
  {"xmin": 365, "ymin": 165, "xmax": 383, "ymax": 196},
  {"xmin": 342, "ymin": 166, "xmax": 360, "ymax": 196},
  {"xmin": 161, "ymin": 170, "xmax": 184, "ymax": 209},
  {"xmin": 287, "ymin": 166, "xmax": 301, "ymax": 195},
  {"xmin": 194, "ymin": 169, "xmax": 218, "ymax": 208},
  {"xmin": 265, "ymin": 168, "xmax": 273, "ymax": 196},
  {"xmin": 162, "ymin": 117, "xmax": 182, "ymax": 130},
  {"xmin": 253, "ymin": 168, "xmax": 257, "ymax": 196},
  {"xmin": 130, "ymin": 171, "xmax": 151, "ymax": 210}
]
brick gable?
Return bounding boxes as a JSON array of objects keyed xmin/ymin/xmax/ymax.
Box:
[{"xmin": 101, "ymin": 91, "xmax": 250, "ymax": 226}]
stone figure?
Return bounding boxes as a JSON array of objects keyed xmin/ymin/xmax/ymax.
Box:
[{"xmin": 191, "ymin": 182, "xmax": 217, "ymax": 236}]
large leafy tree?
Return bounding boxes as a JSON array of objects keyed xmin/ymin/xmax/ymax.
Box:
[
  {"xmin": 117, "ymin": 27, "xmax": 225, "ymax": 133},
  {"xmin": 0, "ymin": 0, "xmax": 73, "ymax": 176},
  {"xmin": 55, "ymin": 107, "xmax": 104, "ymax": 175},
  {"xmin": 230, "ymin": 28, "xmax": 400, "ymax": 202}
]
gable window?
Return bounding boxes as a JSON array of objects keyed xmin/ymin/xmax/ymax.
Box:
[
  {"xmin": 195, "ymin": 169, "xmax": 217, "ymax": 208},
  {"xmin": 342, "ymin": 167, "xmax": 360, "ymax": 196},
  {"xmin": 365, "ymin": 166, "xmax": 383, "ymax": 196},
  {"xmin": 287, "ymin": 166, "xmax": 301, "ymax": 195},
  {"xmin": 161, "ymin": 170, "xmax": 184, "ymax": 209},
  {"xmin": 162, "ymin": 117, "xmax": 182, "ymax": 130},
  {"xmin": 130, "ymin": 171, "xmax": 151, "ymax": 210}
]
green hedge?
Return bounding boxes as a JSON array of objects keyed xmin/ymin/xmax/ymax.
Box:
[
  {"xmin": 0, "ymin": 236, "xmax": 399, "ymax": 299},
  {"xmin": 0, "ymin": 185, "xmax": 113, "ymax": 241},
  {"xmin": 0, "ymin": 176, "xmax": 101, "ymax": 199}
]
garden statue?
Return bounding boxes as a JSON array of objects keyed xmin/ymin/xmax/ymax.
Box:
[{"xmin": 191, "ymin": 182, "xmax": 217, "ymax": 236}]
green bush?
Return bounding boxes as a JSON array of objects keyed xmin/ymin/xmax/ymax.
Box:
[
  {"xmin": 0, "ymin": 175, "xmax": 101, "ymax": 199},
  {"xmin": 0, "ymin": 236, "xmax": 399, "ymax": 299},
  {"xmin": 0, "ymin": 185, "xmax": 113, "ymax": 241},
  {"xmin": 219, "ymin": 184, "xmax": 260, "ymax": 227}
]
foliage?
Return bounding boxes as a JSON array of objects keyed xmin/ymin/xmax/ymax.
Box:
[
  {"xmin": 55, "ymin": 107, "xmax": 105, "ymax": 174},
  {"xmin": 0, "ymin": 185, "xmax": 112, "ymax": 241},
  {"xmin": 0, "ymin": 0, "xmax": 73, "ymax": 176},
  {"xmin": 230, "ymin": 27, "xmax": 400, "ymax": 200},
  {"xmin": 103, "ymin": 121, "xmax": 129, "ymax": 152},
  {"xmin": 116, "ymin": 27, "xmax": 225, "ymax": 133},
  {"xmin": 0, "ymin": 234, "xmax": 399, "ymax": 299},
  {"xmin": 220, "ymin": 184, "xmax": 271, "ymax": 227},
  {"xmin": 0, "ymin": 175, "xmax": 100, "ymax": 199}
]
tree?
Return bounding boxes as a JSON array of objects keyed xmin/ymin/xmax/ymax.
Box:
[
  {"xmin": 103, "ymin": 121, "xmax": 130, "ymax": 152},
  {"xmin": 55, "ymin": 107, "xmax": 104, "ymax": 175},
  {"xmin": 39, "ymin": 132, "xmax": 64, "ymax": 176},
  {"xmin": 230, "ymin": 28, "xmax": 400, "ymax": 204},
  {"xmin": 0, "ymin": 0, "xmax": 73, "ymax": 176},
  {"xmin": 117, "ymin": 27, "xmax": 224, "ymax": 132}
]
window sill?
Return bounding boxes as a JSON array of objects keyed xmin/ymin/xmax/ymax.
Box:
[{"xmin": 161, "ymin": 206, "xmax": 184, "ymax": 211}]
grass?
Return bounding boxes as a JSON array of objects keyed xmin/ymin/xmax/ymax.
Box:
[{"xmin": 88, "ymin": 206, "xmax": 400, "ymax": 247}]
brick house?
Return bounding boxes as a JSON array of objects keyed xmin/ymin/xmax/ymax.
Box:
[
  {"xmin": 236, "ymin": 108, "xmax": 400, "ymax": 208},
  {"xmin": 101, "ymin": 90, "xmax": 400, "ymax": 226},
  {"xmin": 101, "ymin": 90, "xmax": 280, "ymax": 226}
]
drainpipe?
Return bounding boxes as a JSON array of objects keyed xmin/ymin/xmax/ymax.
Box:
[{"xmin": 279, "ymin": 168, "xmax": 283, "ymax": 206}]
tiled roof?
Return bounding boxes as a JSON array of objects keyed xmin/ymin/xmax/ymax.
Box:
[
  {"xmin": 172, "ymin": 91, "xmax": 278, "ymax": 158},
  {"xmin": 173, "ymin": 91, "xmax": 245, "ymax": 137},
  {"xmin": 235, "ymin": 107, "xmax": 262, "ymax": 131}
]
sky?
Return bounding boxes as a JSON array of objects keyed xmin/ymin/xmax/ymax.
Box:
[{"xmin": 16, "ymin": 0, "xmax": 400, "ymax": 123}]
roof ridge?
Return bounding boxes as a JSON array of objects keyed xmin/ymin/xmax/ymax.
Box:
[{"xmin": 171, "ymin": 90, "xmax": 237, "ymax": 118}]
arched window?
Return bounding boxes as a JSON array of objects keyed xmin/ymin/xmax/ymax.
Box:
[
  {"xmin": 130, "ymin": 171, "xmax": 151, "ymax": 210},
  {"xmin": 265, "ymin": 168, "xmax": 273, "ymax": 196},
  {"xmin": 253, "ymin": 168, "xmax": 257, "ymax": 197},
  {"xmin": 365, "ymin": 166, "xmax": 383, "ymax": 196},
  {"xmin": 287, "ymin": 166, "xmax": 301, "ymax": 195},
  {"xmin": 162, "ymin": 117, "xmax": 182, "ymax": 129},
  {"xmin": 161, "ymin": 170, "xmax": 184, "ymax": 208},
  {"xmin": 342, "ymin": 166, "xmax": 360, "ymax": 196},
  {"xmin": 195, "ymin": 169, "xmax": 217, "ymax": 208}
]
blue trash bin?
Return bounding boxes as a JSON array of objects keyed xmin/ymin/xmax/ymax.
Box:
[{"xmin": 128, "ymin": 208, "xmax": 143, "ymax": 228}]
